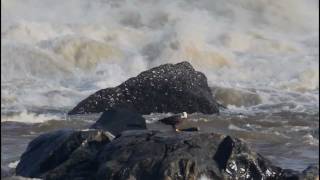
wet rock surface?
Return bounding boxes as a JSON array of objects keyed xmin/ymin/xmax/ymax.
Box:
[
  {"xmin": 91, "ymin": 107, "xmax": 147, "ymax": 136},
  {"xmin": 16, "ymin": 129, "xmax": 114, "ymax": 178},
  {"xmin": 68, "ymin": 61, "xmax": 220, "ymax": 115},
  {"xmin": 16, "ymin": 130, "xmax": 318, "ymax": 180},
  {"xmin": 301, "ymin": 165, "xmax": 319, "ymax": 180}
]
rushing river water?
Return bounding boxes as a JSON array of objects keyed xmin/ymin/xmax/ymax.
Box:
[{"xmin": 1, "ymin": 0, "xmax": 319, "ymax": 179}]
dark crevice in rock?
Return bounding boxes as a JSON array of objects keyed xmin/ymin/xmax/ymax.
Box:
[
  {"xmin": 213, "ymin": 136, "xmax": 234, "ymax": 170},
  {"xmin": 183, "ymin": 140, "xmax": 201, "ymax": 149},
  {"xmin": 146, "ymin": 131, "xmax": 156, "ymax": 141},
  {"xmin": 161, "ymin": 144, "xmax": 169, "ymax": 162},
  {"xmin": 248, "ymin": 160, "xmax": 263, "ymax": 180}
]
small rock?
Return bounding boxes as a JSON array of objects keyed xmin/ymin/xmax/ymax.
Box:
[{"xmin": 91, "ymin": 106, "xmax": 147, "ymax": 136}]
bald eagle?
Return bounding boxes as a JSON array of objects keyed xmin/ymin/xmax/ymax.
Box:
[{"xmin": 159, "ymin": 112, "xmax": 187, "ymax": 132}]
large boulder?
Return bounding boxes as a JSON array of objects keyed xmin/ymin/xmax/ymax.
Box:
[
  {"xmin": 16, "ymin": 130, "xmax": 318, "ymax": 180},
  {"xmin": 91, "ymin": 107, "xmax": 147, "ymax": 136},
  {"xmin": 94, "ymin": 131, "xmax": 307, "ymax": 180},
  {"xmin": 16, "ymin": 129, "xmax": 114, "ymax": 178},
  {"xmin": 68, "ymin": 61, "xmax": 220, "ymax": 115}
]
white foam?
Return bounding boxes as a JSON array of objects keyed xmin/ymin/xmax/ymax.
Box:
[
  {"xmin": 7, "ymin": 177, "xmax": 42, "ymax": 180},
  {"xmin": 303, "ymin": 134, "xmax": 319, "ymax": 146},
  {"xmin": 8, "ymin": 160, "xmax": 19, "ymax": 169},
  {"xmin": 198, "ymin": 175, "xmax": 212, "ymax": 180},
  {"xmin": 1, "ymin": 110, "xmax": 62, "ymax": 123},
  {"xmin": 228, "ymin": 124, "xmax": 248, "ymax": 132},
  {"xmin": 291, "ymin": 126, "xmax": 312, "ymax": 132},
  {"xmin": 1, "ymin": 0, "xmax": 318, "ymax": 118}
]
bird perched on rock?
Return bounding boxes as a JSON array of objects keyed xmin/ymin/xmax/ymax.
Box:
[{"xmin": 159, "ymin": 112, "xmax": 187, "ymax": 132}]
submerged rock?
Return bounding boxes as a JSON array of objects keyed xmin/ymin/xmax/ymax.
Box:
[
  {"xmin": 91, "ymin": 106, "xmax": 147, "ymax": 136},
  {"xmin": 68, "ymin": 61, "xmax": 220, "ymax": 115},
  {"xmin": 16, "ymin": 130, "xmax": 317, "ymax": 180},
  {"xmin": 211, "ymin": 86, "xmax": 262, "ymax": 107}
]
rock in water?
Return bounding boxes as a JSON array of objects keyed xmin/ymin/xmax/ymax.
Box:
[
  {"xmin": 94, "ymin": 131, "xmax": 300, "ymax": 180},
  {"xmin": 68, "ymin": 61, "xmax": 220, "ymax": 115},
  {"xmin": 16, "ymin": 129, "xmax": 114, "ymax": 178},
  {"xmin": 91, "ymin": 107, "xmax": 147, "ymax": 136},
  {"xmin": 211, "ymin": 86, "xmax": 262, "ymax": 107},
  {"xmin": 16, "ymin": 130, "xmax": 318, "ymax": 180}
]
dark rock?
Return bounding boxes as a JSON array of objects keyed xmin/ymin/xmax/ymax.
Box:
[
  {"xmin": 301, "ymin": 165, "xmax": 319, "ymax": 180},
  {"xmin": 180, "ymin": 127, "xmax": 200, "ymax": 132},
  {"xmin": 68, "ymin": 61, "xmax": 220, "ymax": 115},
  {"xmin": 95, "ymin": 131, "xmax": 311, "ymax": 180},
  {"xmin": 95, "ymin": 130, "xmax": 225, "ymax": 180},
  {"xmin": 16, "ymin": 130, "xmax": 318, "ymax": 180},
  {"xmin": 16, "ymin": 129, "xmax": 114, "ymax": 178},
  {"xmin": 91, "ymin": 107, "xmax": 147, "ymax": 136}
]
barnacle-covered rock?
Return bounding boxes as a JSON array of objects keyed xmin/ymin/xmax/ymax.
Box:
[{"xmin": 68, "ymin": 61, "xmax": 220, "ymax": 115}]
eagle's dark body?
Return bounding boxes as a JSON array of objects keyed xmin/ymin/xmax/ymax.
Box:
[
  {"xmin": 158, "ymin": 112, "xmax": 188, "ymax": 131},
  {"xmin": 159, "ymin": 114, "xmax": 183, "ymax": 129}
]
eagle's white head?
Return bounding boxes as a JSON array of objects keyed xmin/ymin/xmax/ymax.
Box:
[{"xmin": 181, "ymin": 112, "xmax": 188, "ymax": 119}]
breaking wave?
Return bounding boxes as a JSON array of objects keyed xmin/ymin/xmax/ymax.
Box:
[{"xmin": 1, "ymin": 0, "xmax": 319, "ymax": 118}]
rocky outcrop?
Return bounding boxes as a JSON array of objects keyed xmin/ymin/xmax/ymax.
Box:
[
  {"xmin": 68, "ymin": 61, "xmax": 220, "ymax": 115},
  {"xmin": 16, "ymin": 130, "xmax": 318, "ymax": 180},
  {"xmin": 15, "ymin": 129, "xmax": 114, "ymax": 178},
  {"xmin": 91, "ymin": 107, "xmax": 147, "ymax": 136}
]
